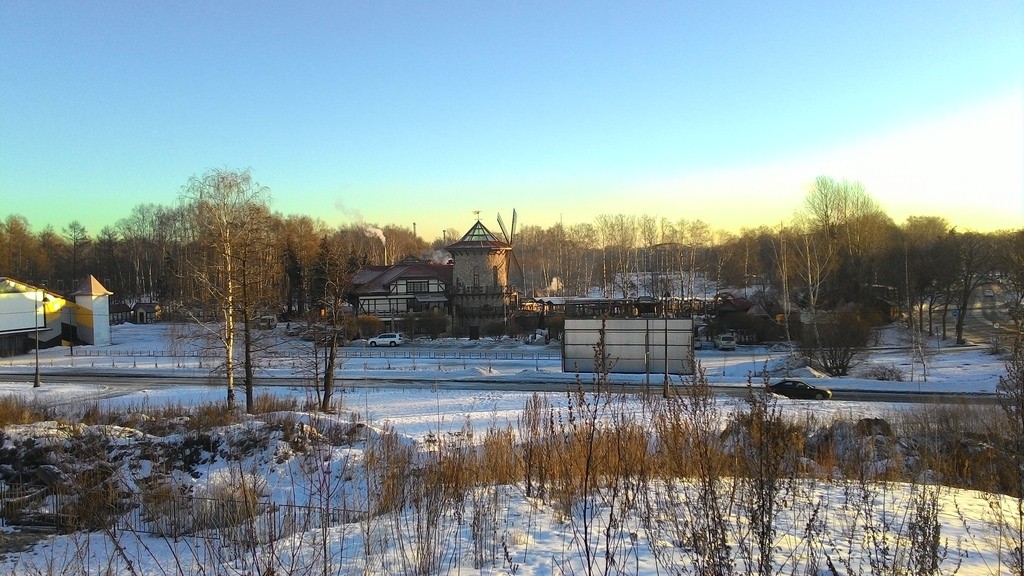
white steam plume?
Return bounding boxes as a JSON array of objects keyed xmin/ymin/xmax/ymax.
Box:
[{"xmin": 363, "ymin": 226, "xmax": 385, "ymax": 245}]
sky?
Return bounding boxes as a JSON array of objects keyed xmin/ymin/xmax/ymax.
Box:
[{"xmin": 2, "ymin": 1, "xmax": 1022, "ymax": 242}]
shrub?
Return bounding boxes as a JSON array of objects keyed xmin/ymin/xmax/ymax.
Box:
[
  {"xmin": 357, "ymin": 315, "xmax": 384, "ymax": 339},
  {"xmin": 251, "ymin": 392, "xmax": 298, "ymax": 414},
  {"xmin": 802, "ymin": 309, "xmax": 872, "ymax": 376},
  {"xmin": 863, "ymin": 363, "xmax": 906, "ymax": 381},
  {"xmin": 190, "ymin": 402, "xmax": 243, "ymax": 430},
  {"xmin": 482, "ymin": 320, "xmax": 507, "ymax": 341}
]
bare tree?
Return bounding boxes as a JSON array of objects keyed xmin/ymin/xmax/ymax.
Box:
[
  {"xmin": 36, "ymin": 225, "xmax": 64, "ymax": 289},
  {"xmin": 638, "ymin": 214, "xmax": 660, "ymax": 297},
  {"xmin": 277, "ymin": 214, "xmax": 328, "ymax": 317},
  {"xmin": 235, "ymin": 204, "xmax": 280, "ymax": 412},
  {"xmin": 769, "ymin": 225, "xmax": 794, "ymax": 343},
  {"xmin": 996, "ymin": 331, "xmax": 1024, "ymax": 572},
  {"xmin": 801, "ymin": 176, "xmax": 899, "ymax": 301},
  {"xmin": 116, "ymin": 203, "xmax": 178, "ymax": 301},
  {"xmin": 566, "ymin": 223, "xmax": 598, "ymax": 297},
  {"xmin": 901, "ymin": 217, "xmax": 953, "ymax": 336},
  {"xmin": 994, "ymin": 229, "xmax": 1024, "ymax": 332},
  {"xmin": 93, "ymin": 226, "xmax": 121, "ymax": 293},
  {"xmin": 595, "ymin": 214, "xmax": 642, "ymax": 298},
  {"xmin": 948, "ymin": 231, "xmax": 994, "ymax": 345},
  {"xmin": 0, "ymin": 215, "xmax": 41, "ymax": 280},
  {"xmin": 791, "ymin": 223, "xmax": 839, "ymax": 351},
  {"xmin": 803, "ymin": 175, "xmax": 850, "ymax": 241},
  {"xmin": 802, "ymin": 308, "xmax": 872, "ymax": 376},
  {"xmin": 310, "ymin": 233, "xmax": 361, "ymax": 411},
  {"xmin": 178, "ymin": 168, "xmax": 271, "ymax": 412},
  {"xmin": 62, "ymin": 220, "xmax": 91, "ymax": 287}
]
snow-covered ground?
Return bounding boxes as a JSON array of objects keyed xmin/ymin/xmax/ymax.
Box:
[
  {"xmin": 0, "ymin": 322, "xmax": 1019, "ymax": 575},
  {"xmin": 0, "ymin": 322, "xmax": 1007, "ymax": 441},
  {"xmin": 1, "ymin": 320, "xmax": 1007, "ymax": 392}
]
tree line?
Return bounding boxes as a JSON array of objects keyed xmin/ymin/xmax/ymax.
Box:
[{"xmin": 3, "ymin": 170, "xmax": 1022, "ymax": 347}]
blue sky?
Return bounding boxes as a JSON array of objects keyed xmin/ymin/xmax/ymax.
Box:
[{"xmin": 2, "ymin": 1, "xmax": 1021, "ymax": 241}]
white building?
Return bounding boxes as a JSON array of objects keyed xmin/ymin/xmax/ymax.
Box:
[{"xmin": 0, "ymin": 275, "xmax": 113, "ymax": 357}]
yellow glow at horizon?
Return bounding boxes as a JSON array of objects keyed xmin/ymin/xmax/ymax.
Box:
[
  {"xmin": 603, "ymin": 92, "xmax": 1024, "ymax": 232},
  {"xmin": 352, "ymin": 94, "xmax": 1022, "ymax": 238}
]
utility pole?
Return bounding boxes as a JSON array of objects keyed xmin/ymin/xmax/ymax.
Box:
[{"xmin": 33, "ymin": 290, "xmax": 45, "ymax": 388}]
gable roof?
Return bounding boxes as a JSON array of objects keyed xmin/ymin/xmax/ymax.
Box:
[
  {"xmin": 351, "ymin": 258, "xmax": 453, "ymax": 296},
  {"xmin": 446, "ymin": 221, "xmax": 511, "ymax": 252},
  {"xmin": 72, "ymin": 275, "xmax": 113, "ymax": 297},
  {"xmin": 0, "ymin": 277, "xmax": 63, "ymax": 302},
  {"xmin": 717, "ymin": 297, "xmax": 754, "ymax": 313}
]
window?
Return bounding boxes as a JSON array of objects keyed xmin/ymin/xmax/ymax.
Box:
[
  {"xmin": 472, "ymin": 266, "xmax": 480, "ymax": 288},
  {"xmin": 407, "ymin": 280, "xmax": 428, "ymax": 293}
]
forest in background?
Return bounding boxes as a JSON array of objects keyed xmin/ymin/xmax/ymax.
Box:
[{"xmin": 2, "ymin": 172, "xmax": 1021, "ymax": 348}]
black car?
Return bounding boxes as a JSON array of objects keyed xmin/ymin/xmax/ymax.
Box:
[{"xmin": 766, "ymin": 379, "xmax": 832, "ymax": 400}]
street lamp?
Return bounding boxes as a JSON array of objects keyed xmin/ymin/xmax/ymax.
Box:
[
  {"xmin": 33, "ymin": 290, "xmax": 46, "ymax": 388},
  {"xmin": 662, "ymin": 291, "xmax": 670, "ymax": 398}
]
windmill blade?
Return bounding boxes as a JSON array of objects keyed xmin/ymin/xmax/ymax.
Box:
[
  {"xmin": 496, "ymin": 212, "xmax": 510, "ymax": 244},
  {"xmin": 510, "ymin": 209, "xmax": 517, "ymax": 245},
  {"xmin": 511, "ymin": 250, "xmax": 526, "ymax": 291}
]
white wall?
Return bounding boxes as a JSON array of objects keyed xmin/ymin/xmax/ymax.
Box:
[
  {"xmin": 0, "ymin": 291, "xmax": 46, "ymax": 333},
  {"xmin": 562, "ymin": 317, "xmax": 695, "ymax": 375}
]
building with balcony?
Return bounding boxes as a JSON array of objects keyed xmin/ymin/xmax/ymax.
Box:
[
  {"xmin": 349, "ymin": 256, "xmax": 453, "ymax": 333},
  {"xmin": 446, "ymin": 220, "xmax": 522, "ymax": 337}
]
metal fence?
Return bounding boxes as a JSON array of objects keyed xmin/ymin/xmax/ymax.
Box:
[
  {"xmin": 1, "ymin": 486, "xmax": 356, "ymax": 545},
  {"xmin": 115, "ymin": 496, "xmax": 358, "ymax": 546},
  {"xmin": 67, "ymin": 347, "xmax": 562, "ymax": 362}
]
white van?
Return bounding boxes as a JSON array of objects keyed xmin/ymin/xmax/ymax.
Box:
[{"xmin": 713, "ymin": 333, "xmax": 737, "ymax": 351}]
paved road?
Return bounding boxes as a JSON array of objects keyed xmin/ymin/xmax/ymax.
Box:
[
  {"xmin": 5, "ymin": 371, "xmax": 996, "ymax": 406},
  {"xmin": 961, "ymin": 283, "xmax": 1020, "ymax": 345}
]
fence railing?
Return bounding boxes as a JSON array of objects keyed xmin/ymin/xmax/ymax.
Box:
[
  {"xmin": 115, "ymin": 496, "xmax": 357, "ymax": 546},
  {"xmin": 1, "ymin": 486, "xmax": 357, "ymax": 544},
  {"xmin": 64, "ymin": 347, "xmax": 562, "ymax": 362}
]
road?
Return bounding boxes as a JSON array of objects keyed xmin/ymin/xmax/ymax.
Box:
[
  {"xmin": 3, "ymin": 371, "xmax": 996, "ymax": 407},
  {"xmin": 960, "ymin": 283, "xmax": 1020, "ymax": 345}
]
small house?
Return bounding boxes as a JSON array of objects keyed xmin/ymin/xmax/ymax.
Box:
[{"xmin": 131, "ymin": 302, "xmax": 162, "ymax": 324}]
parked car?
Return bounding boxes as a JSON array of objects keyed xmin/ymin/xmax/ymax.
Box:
[
  {"xmin": 766, "ymin": 379, "xmax": 832, "ymax": 400},
  {"xmin": 367, "ymin": 332, "xmax": 407, "ymax": 347},
  {"xmin": 299, "ymin": 325, "xmax": 345, "ymax": 346},
  {"xmin": 713, "ymin": 333, "xmax": 736, "ymax": 351}
]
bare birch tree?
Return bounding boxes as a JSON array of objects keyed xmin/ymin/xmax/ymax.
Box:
[{"xmin": 178, "ymin": 168, "xmax": 271, "ymax": 412}]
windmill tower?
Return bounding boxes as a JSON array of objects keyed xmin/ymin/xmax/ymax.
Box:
[{"xmin": 446, "ymin": 213, "xmax": 518, "ymax": 338}]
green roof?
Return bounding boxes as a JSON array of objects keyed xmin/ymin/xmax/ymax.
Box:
[{"xmin": 446, "ymin": 221, "xmax": 510, "ymax": 251}]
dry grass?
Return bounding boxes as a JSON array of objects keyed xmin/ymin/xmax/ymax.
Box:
[
  {"xmin": 0, "ymin": 395, "xmax": 55, "ymax": 427},
  {"xmin": 892, "ymin": 401, "xmax": 1011, "ymax": 491}
]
